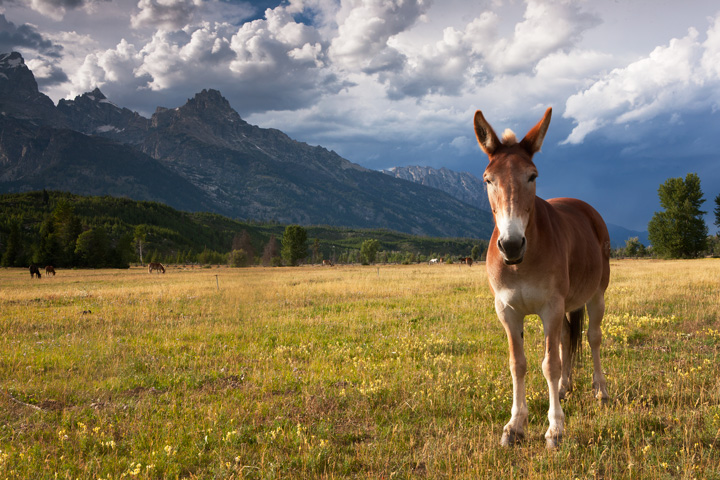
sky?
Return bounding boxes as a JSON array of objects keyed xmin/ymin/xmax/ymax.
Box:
[{"xmin": 1, "ymin": 0, "xmax": 720, "ymax": 233}]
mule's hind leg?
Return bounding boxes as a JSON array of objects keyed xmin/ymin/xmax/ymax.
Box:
[
  {"xmin": 539, "ymin": 300, "xmax": 567, "ymax": 449},
  {"xmin": 558, "ymin": 316, "xmax": 572, "ymax": 399},
  {"xmin": 586, "ymin": 292, "xmax": 609, "ymax": 403}
]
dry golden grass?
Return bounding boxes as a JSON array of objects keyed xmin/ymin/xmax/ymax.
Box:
[{"xmin": 1, "ymin": 260, "xmax": 719, "ymax": 479}]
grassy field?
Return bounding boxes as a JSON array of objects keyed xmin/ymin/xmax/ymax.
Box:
[{"xmin": 1, "ymin": 260, "xmax": 719, "ymax": 479}]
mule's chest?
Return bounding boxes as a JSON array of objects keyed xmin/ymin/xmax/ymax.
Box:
[{"xmin": 488, "ymin": 269, "xmax": 557, "ymax": 315}]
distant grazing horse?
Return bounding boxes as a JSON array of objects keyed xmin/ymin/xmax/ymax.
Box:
[
  {"xmin": 474, "ymin": 107, "xmax": 610, "ymax": 448},
  {"xmin": 29, "ymin": 265, "xmax": 41, "ymax": 279},
  {"xmin": 429, "ymin": 258, "xmax": 439, "ymax": 264},
  {"xmin": 459, "ymin": 257, "xmax": 473, "ymax": 266},
  {"xmin": 148, "ymin": 262, "xmax": 166, "ymax": 274},
  {"xmin": 45, "ymin": 265, "xmax": 56, "ymax": 276},
  {"xmin": 322, "ymin": 259, "xmax": 334, "ymax": 266}
]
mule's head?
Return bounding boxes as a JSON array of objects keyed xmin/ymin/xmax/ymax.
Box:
[{"xmin": 474, "ymin": 107, "xmax": 552, "ymax": 265}]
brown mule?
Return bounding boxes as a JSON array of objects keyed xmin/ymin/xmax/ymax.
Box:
[{"xmin": 475, "ymin": 107, "xmax": 610, "ymax": 448}]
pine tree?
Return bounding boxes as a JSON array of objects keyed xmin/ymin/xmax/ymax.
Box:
[{"xmin": 281, "ymin": 225, "xmax": 308, "ymax": 266}]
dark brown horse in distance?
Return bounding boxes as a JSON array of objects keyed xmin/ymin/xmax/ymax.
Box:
[
  {"xmin": 45, "ymin": 265, "xmax": 56, "ymax": 276},
  {"xmin": 148, "ymin": 262, "xmax": 166, "ymax": 274},
  {"xmin": 29, "ymin": 265, "xmax": 41, "ymax": 278}
]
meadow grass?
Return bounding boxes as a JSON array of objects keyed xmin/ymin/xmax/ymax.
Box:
[{"xmin": 1, "ymin": 260, "xmax": 719, "ymax": 479}]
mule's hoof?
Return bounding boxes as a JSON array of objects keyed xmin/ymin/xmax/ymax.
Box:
[
  {"xmin": 500, "ymin": 430, "xmax": 524, "ymax": 447},
  {"xmin": 545, "ymin": 433, "xmax": 562, "ymax": 449}
]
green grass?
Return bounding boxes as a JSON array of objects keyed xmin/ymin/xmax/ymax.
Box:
[{"xmin": 1, "ymin": 260, "xmax": 719, "ymax": 478}]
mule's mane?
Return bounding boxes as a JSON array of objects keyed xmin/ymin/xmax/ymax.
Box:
[{"xmin": 501, "ymin": 129, "xmax": 517, "ymax": 145}]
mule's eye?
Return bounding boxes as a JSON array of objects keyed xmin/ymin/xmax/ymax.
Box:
[{"xmin": 528, "ymin": 173, "xmax": 538, "ymax": 183}]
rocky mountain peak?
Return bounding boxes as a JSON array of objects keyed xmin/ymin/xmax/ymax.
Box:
[
  {"xmin": 0, "ymin": 52, "xmax": 27, "ymax": 71},
  {"xmin": 0, "ymin": 51, "xmax": 66, "ymax": 126},
  {"xmin": 173, "ymin": 88, "xmax": 248, "ymax": 126},
  {"xmin": 148, "ymin": 87, "xmax": 251, "ymax": 151},
  {"xmin": 0, "ymin": 51, "xmax": 36, "ymax": 95},
  {"xmin": 87, "ymin": 87, "xmax": 107, "ymax": 101},
  {"xmin": 187, "ymin": 88, "xmax": 230, "ymax": 111},
  {"xmin": 57, "ymin": 86, "xmax": 149, "ymax": 142}
]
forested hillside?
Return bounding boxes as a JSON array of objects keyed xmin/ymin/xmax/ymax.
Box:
[{"xmin": 0, "ymin": 191, "xmax": 487, "ymax": 268}]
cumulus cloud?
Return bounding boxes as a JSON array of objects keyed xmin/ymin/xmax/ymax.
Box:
[
  {"xmin": 72, "ymin": 38, "xmax": 143, "ymax": 94},
  {"xmin": 701, "ymin": 13, "xmax": 720, "ymax": 80},
  {"xmin": 371, "ymin": 0, "xmax": 600, "ymax": 101},
  {"xmin": 226, "ymin": 6, "xmax": 351, "ymax": 111},
  {"xmin": 72, "ymin": 3, "xmax": 350, "ymax": 113},
  {"xmin": 135, "ymin": 23, "xmax": 236, "ymax": 90},
  {"xmin": 562, "ymin": 18, "xmax": 720, "ymax": 144},
  {"xmin": 382, "ymin": 26, "xmax": 470, "ymax": 99},
  {"xmin": 480, "ymin": 0, "xmax": 600, "ymax": 75},
  {"xmin": 0, "ymin": 14, "xmax": 63, "ymax": 57},
  {"xmin": 329, "ymin": 0, "xmax": 432, "ymax": 73}
]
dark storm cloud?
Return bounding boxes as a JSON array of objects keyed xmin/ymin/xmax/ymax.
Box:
[
  {"xmin": 33, "ymin": 61, "xmax": 69, "ymax": 86},
  {"xmin": 0, "ymin": 14, "xmax": 62, "ymax": 57}
]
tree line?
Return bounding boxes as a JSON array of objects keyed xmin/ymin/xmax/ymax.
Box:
[{"xmin": 0, "ymin": 191, "xmax": 486, "ymax": 269}]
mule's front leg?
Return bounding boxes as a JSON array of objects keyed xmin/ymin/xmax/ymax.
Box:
[
  {"xmin": 496, "ymin": 301, "xmax": 527, "ymax": 446},
  {"xmin": 541, "ymin": 302, "xmax": 566, "ymax": 448}
]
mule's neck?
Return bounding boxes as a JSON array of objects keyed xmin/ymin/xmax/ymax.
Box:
[{"xmin": 522, "ymin": 196, "xmax": 546, "ymax": 257}]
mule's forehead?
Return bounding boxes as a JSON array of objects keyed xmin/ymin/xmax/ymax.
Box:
[{"xmin": 484, "ymin": 145, "xmax": 537, "ymax": 175}]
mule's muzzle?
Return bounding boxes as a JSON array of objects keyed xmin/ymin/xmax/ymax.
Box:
[{"xmin": 498, "ymin": 236, "xmax": 526, "ymax": 265}]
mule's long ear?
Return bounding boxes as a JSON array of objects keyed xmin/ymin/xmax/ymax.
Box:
[
  {"xmin": 474, "ymin": 110, "xmax": 501, "ymax": 156},
  {"xmin": 520, "ymin": 107, "xmax": 552, "ymax": 155}
]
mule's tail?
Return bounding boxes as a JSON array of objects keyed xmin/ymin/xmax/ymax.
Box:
[{"xmin": 567, "ymin": 307, "xmax": 585, "ymax": 367}]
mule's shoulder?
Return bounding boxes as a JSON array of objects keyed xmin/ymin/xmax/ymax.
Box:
[{"xmin": 547, "ymin": 197, "xmax": 610, "ymax": 250}]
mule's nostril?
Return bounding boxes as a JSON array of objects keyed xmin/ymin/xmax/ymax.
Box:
[{"xmin": 498, "ymin": 236, "xmax": 525, "ymax": 261}]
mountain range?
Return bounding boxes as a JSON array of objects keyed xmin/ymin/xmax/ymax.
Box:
[
  {"xmin": 0, "ymin": 51, "xmax": 494, "ymax": 239},
  {"xmin": 0, "ymin": 51, "xmax": 646, "ymax": 245}
]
